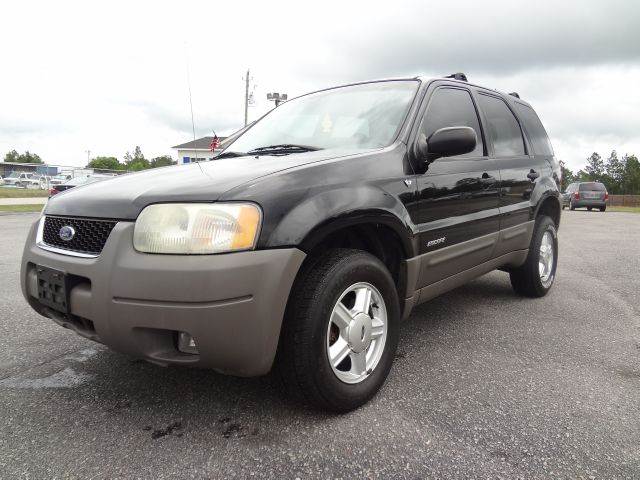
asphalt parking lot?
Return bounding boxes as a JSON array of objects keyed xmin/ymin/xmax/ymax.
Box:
[{"xmin": 1, "ymin": 211, "xmax": 638, "ymax": 479}]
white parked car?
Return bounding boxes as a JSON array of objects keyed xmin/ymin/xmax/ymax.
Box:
[{"xmin": 3, "ymin": 172, "xmax": 42, "ymax": 188}]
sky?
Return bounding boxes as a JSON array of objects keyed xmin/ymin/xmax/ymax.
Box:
[{"xmin": 1, "ymin": 0, "xmax": 639, "ymax": 172}]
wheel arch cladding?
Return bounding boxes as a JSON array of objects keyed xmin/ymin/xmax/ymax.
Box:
[{"xmin": 536, "ymin": 194, "xmax": 562, "ymax": 229}]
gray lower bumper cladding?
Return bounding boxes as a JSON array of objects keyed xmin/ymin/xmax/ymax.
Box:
[{"xmin": 21, "ymin": 219, "xmax": 306, "ymax": 376}]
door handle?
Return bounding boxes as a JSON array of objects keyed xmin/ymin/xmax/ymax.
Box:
[
  {"xmin": 527, "ymin": 169, "xmax": 540, "ymax": 181},
  {"xmin": 480, "ymin": 173, "xmax": 497, "ymax": 185}
]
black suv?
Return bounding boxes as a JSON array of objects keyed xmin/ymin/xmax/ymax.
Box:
[{"xmin": 22, "ymin": 75, "xmax": 561, "ymax": 411}]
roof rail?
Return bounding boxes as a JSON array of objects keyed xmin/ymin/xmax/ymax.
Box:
[
  {"xmin": 509, "ymin": 92, "xmax": 520, "ymax": 98},
  {"xmin": 444, "ymin": 72, "xmax": 468, "ymax": 82}
]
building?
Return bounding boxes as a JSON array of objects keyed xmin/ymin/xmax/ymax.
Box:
[
  {"xmin": 0, "ymin": 162, "xmax": 58, "ymax": 178},
  {"xmin": 171, "ymin": 136, "xmax": 227, "ymax": 165},
  {"xmin": 171, "ymin": 124, "xmax": 256, "ymax": 165}
]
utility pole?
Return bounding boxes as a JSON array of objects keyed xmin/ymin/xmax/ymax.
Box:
[
  {"xmin": 86, "ymin": 150, "xmax": 91, "ymax": 165},
  {"xmin": 244, "ymin": 69, "xmax": 250, "ymax": 127}
]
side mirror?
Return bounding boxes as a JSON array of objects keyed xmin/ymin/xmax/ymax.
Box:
[{"xmin": 416, "ymin": 126, "xmax": 477, "ymax": 162}]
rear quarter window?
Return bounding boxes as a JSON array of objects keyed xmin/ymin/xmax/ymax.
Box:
[{"xmin": 514, "ymin": 102, "xmax": 554, "ymax": 156}]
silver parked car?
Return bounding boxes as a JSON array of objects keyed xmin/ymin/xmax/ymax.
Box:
[{"xmin": 562, "ymin": 182, "xmax": 608, "ymax": 211}]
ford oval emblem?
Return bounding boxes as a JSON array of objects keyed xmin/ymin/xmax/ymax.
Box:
[{"xmin": 59, "ymin": 225, "xmax": 76, "ymax": 242}]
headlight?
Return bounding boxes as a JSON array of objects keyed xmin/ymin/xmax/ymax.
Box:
[{"xmin": 133, "ymin": 203, "xmax": 261, "ymax": 254}]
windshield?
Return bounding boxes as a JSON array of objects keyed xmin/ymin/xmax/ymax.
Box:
[
  {"xmin": 7, "ymin": 172, "xmax": 22, "ymax": 178},
  {"xmin": 227, "ymin": 81, "xmax": 419, "ymax": 154},
  {"xmin": 65, "ymin": 176, "xmax": 92, "ymax": 185}
]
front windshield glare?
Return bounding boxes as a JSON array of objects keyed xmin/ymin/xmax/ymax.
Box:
[
  {"xmin": 66, "ymin": 176, "xmax": 90, "ymax": 185},
  {"xmin": 229, "ymin": 81, "xmax": 419, "ymax": 153}
]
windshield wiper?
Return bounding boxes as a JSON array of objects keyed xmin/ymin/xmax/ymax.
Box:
[
  {"xmin": 246, "ymin": 144, "xmax": 322, "ymax": 156},
  {"xmin": 214, "ymin": 151, "xmax": 246, "ymax": 159}
]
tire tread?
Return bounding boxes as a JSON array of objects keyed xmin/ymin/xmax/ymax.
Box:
[
  {"xmin": 278, "ymin": 248, "xmax": 398, "ymax": 411},
  {"xmin": 509, "ymin": 216, "xmax": 557, "ymax": 298}
]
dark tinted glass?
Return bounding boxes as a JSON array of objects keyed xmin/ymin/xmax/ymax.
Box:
[
  {"xmin": 477, "ymin": 95, "xmax": 525, "ymax": 156},
  {"xmin": 579, "ymin": 182, "xmax": 606, "ymax": 191},
  {"xmin": 514, "ymin": 102, "xmax": 553, "ymax": 156},
  {"xmin": 421, "ymin": 88, "xmax": 484, "ymax": 157}
]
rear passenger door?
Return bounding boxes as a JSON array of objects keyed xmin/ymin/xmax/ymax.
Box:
[
  {"xmin": 475, "ymin": 93, "xmax": 548, "ymax": 255},
  {"xmin": 413, "ymin": 85, "xmax": 501, "ymax": 288}
]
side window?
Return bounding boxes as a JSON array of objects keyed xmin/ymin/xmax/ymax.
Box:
[
  {"xmin": 420, "ymin": 88, "xmax": 484, "ymax": 157},
  {"xmin": 477, "ymin": 94, "xmax": 525, "ymax": 157},
  {"xmin": 514, "ymin": 102, "xmax": 554, "ymax": 156}
]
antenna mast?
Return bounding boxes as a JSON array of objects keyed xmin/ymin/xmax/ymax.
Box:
[
  {"xmin": 244, "ymin": 69, "xmax": 251, "ymax": 127},
  {"xmin": 186, "ymin": 56, "xmax": 197, "ymax": 162}
]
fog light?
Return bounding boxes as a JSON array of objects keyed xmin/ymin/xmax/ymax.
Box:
[{"xmin": 177, "ymin": 332, "xmax": 199, "ymax": 355}]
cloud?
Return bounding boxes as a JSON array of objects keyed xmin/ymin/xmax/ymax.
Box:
[
  {"xmin": 288, "ymin": 0, "xmax": 640, "ymax": 82},
  {"xmin": 0, "ymin": 0, "xmax": 638, "ymax": 169}
]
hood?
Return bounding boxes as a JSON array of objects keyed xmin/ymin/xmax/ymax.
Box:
[{"xmin": 44, "ymin": 149, "xmax": 356, "ymax": 219}]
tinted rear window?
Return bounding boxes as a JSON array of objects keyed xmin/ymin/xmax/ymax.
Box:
[
  {"xmin": 579, "ymin": 182, "xmax": 606, "ymax": 191},
  {"xmin": 477, "ymin": 94, "xmax": 525, "ymax": 157},
  {"xmin": 514, "ymin": 102, "xmax": 553, "ymax": 156}
]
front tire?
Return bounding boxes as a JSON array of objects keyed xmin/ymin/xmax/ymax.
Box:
[
  {"xmin": 278, "ymin": 249, "xmax": 400, "ymax": 412},
  {"xmin": 569, "ymin": 200, "xmax": 575, "ymax": 211},
  {"xmin": 509, "ymin": 216, "xmax": 558, "ymax": 297},
  {"xmin": 600, "ymin": 206, "xmax": 606, "ymax": 212}
]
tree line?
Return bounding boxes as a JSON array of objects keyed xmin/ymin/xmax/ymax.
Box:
[
  {"xmin": 4, "ymin": 150, "xmax": 43, "ymax": 164},
  {"xmin": 86, "ymin": 146, "xmax": 176, "ymax": 171},
  {"xmin": 561, "ymin": 151, "xmax": 640, "ymax": 194},
  {"xmin": 3, "ymin": 147, "xmax": 176, "ymax": 172}
]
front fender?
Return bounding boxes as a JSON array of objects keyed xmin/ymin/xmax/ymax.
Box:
[{"xmin": 265, "ymin": 185, "xmax": 417, "ymax": 258}]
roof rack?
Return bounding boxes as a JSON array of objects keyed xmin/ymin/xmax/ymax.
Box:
[
  {"xmin": 508, "ymin": 92, "xmax": 520, "ymax": 98},
  {"xmin": 444, "ymin": 72, "xmax": 468, "ymax": 82}
]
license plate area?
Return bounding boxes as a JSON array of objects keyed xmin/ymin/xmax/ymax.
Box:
[{"xmin": 36, "ymin": 265, "xmax": 70, "ymax": 314}]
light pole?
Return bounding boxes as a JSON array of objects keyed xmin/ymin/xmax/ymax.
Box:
[
  {"xmin": 86, "ymin": 150, "xmax": 91, "ymax": 166},
  {"xmin": 267, "ymin": 92, "xmax": 288, "ymax": 107}
]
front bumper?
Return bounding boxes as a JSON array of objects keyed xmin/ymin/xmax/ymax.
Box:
[{"xmin": 21, "ymin": 218, "xmax": 306, "ymax": 376}]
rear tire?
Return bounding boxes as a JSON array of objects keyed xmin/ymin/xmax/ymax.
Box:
[
  {"xmin": 509, "ymin": 216, "xmax": 558, "ymax": 298},
  {"xmin": 569, "ymin": 200, "xmax": 575, "ymax": 211},
  {"xmin": 587, "ymin": 207, "xmax": 592, "ymax": 211},
  {"xmin": 278, "ymin": 249, "xmax": 400, "ymax": 412},
  {"xmin": 600, "ymin": 206, "xmax": 606, "ymax": 212}
]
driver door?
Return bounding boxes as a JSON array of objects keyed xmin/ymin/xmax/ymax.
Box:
[{"xmin": 413, "ymin": 85, "xmax": 501, "ymax": 288}]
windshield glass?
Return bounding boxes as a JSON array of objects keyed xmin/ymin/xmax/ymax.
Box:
[
  {"xmin": 66, "ymin": 176, "xmax": 91, "ymax": 185},
  {"xmin": 227, "ymin": 81, "xmax": 419, "ymax": 154}
]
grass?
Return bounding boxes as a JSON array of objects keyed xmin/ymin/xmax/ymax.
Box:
[
  {"xmin": 0, "ymin": 204, "xmax": 45, "ymax": 213},
  {"xmin": 0, "ymin": 187, "xmax": 49, "ymax": 198},
  {"xmin": 607, "ymin": 206, "xmax": 640, "ymax": 213}
]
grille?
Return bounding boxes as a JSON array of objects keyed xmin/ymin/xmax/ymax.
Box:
[{"xmin": 42, "ymin": 216, "xmax": 118, "ymax": 255}]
